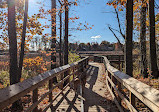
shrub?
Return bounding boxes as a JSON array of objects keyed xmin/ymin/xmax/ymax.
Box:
[
  {"xmin": 68, "ymin": 51, "xmax": 81, "ymax": 64},
  {"xmin": 0, "ymin": 61, "xmax": 9, "ymax": 71},
  {"xmin": 23, "ymin": 56, "xmax": 48, "ymax": 75},
  {"xmin": 0, "ymin": 71, "xmax": 9, "ymax": 88}
]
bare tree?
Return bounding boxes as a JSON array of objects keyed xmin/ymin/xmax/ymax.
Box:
[
  {"xmin": 8, "ymin": 0, "xmax": 24, "ymax": 110},
  {"xmin": 125, "ymin": 0, "xmax": 133, "ymax": 77},
  {"xmin": 107, "ymin": 8, "xmax": 125, "ymax": 51},
  {"xmin": 140, "ymin": 1, "xmax": 148, "ymax": 78},
  {"xmin": 63, "ymin": 0, "xmax": 69, "ymax": 86},
  {"xmin": 8, "ymin": 0, "xmax": 18, "ymax": 85},
  {"xmin": 149, "ymin": 0, "xmax": 158, "ymax": 78},
  {"xmin": 18, "ymin": 0, "xmax": 29, "ymax": 81},
  {"xmin": 114, "ymin": 8, "xmax": 125, "ymax": 39},
  {"xmin": 64, "ymin": 0, "xmax": 68, "ymax": 65},
  {"xmin": 108, "ymin": 25, "xmax": 123, "ymax": 51},
  {"xmin": 49, "ymin": 0, "xmax": 57, "ymax": 104},
  {"xmin": 58, "ymin": 0, "xmax": 63, "ymax": 66},
  {"xmin": 51, "ymin": 0, "xmax": 57, "ymax": 82}
]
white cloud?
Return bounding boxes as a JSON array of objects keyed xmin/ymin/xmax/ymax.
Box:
[
  {"xmin": 91, "ymin": 35, "xmax": 101, "ymax": 39},
  {"xmin": 91, "ymin": 35, "xmax": 101, "ymax": 41}
]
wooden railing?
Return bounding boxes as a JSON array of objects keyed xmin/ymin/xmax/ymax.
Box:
[
  {"xmin": 94, "ymin": 55, "xmax": 124, "ymax": 63},
  {"xmin": 0, "ymin": 57, "xmax": 89, "ymax": 112},
  {"xmin": 77, "ymin": 51, "xmax": 124, "ymax": 55},
  {"xmin": 95, "ymin": 56, "xmax": 159, "ymax": 112}
]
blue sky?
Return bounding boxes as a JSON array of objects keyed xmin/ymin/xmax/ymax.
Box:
[
  {"xmin": 69, "ymin": 0, "xmax": 125, "ymax": 44},
  {"xmin": 28, "ymin": 0, "xmax": 126, "ymax": 44}
]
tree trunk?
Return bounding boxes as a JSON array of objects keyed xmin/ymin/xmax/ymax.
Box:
[
  {"xmin": 140, "ymin": 4, "xmax": 148, "ymax": 78},
  {"xmin": 8, "ymin": 0, "xmax": 23, "ymax": 110},
  {"xmin": 125, "ymin": 0, "xmax": 133, "ymax": 77},
  {"xmin": 18, "ymin": 0, "xmax": 29, "ymax": 81},
  {"xmin": 51, "ymin": 0, "xmax": 57, "ymax": 82},
  {"xmin": 59, "ymin": 8, "xmax": 63, "ymax": 66},
  {"xmin": 149, "ymin": 0, "xmax": 158, "ymax": 78},
  {"xmin": 64, "ymin": 0, "xmax": 68, "ymax": 65},
  {"xmin": 8, "ymin": 0, "xmax": 18, "ymax": 85},
  {"xmin": 64, "ymin": 0, "xmax": 69, "ymax": 86}
]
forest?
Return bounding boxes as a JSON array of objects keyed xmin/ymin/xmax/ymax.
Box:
[{"xmin": 0, "ymin": 0, "xmax": 159, "ymax": 111}]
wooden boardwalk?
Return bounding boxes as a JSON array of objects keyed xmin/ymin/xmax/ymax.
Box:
[
  {"xmin": 0, "ymin": 56, "xmax": 159, "ymax": 111},
  {"xmin": 47, "ymin": 62, "xmax": 118, "ymax": 112}
]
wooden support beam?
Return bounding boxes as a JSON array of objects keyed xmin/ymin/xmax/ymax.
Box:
[
  {"xmin": 129, "ymin": 92, "xmax": 136, "ymax": 109},
  {"xmin": 106, "ymin": 78, "xmax": 124, "ymax": 112},
  {"xmin": 49, "ymin": 79, "xmax": 53, "ymax": 102},
  {"xmin": 118, "ymin": 55, "xmax": 121, "ymax": 70},
  {"xmin": 117, "ymin": 81, "xmax": 122, "ymax": 106},
  {"xmin": 107, "ymin": 76, "xmax": 137, "ymax": 112},
  {"xmin": 33, "ymin": 88, "xmax": 38, "ymax": 112}
]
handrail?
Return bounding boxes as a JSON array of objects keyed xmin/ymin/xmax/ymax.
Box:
[
  {"xmin": 77, "ymin": 51, "xmax": 124, "ymax": 55},
  {"xmin": 94, "ymin": 56, "xmax": 159, "ymax": 112},
  {"xmin": 0, "ymin": 56, "xmax": 89, "ymax": 111}
]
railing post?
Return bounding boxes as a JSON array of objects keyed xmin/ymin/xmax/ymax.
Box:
[
  {"xmin": 110, "ymin": 55, "xmax": 112, "ymax": 61},
  {"xmin": 105, "ymin": 70, "xmax": 108, "ymax": 82},
  {"xmin": 85, "ymin": 59, "xmax": 87, "ymax": 68},
  {"xmin": 68, "ymin": 69, "xmax": 71, "ymax": 83},
  {"xmin": 83, "ymin": 60, "xmax": 85, "ymax": 70},
  {"xmin": 73, "ymin": 67, "xmax": 75, "ymax": 80},
  {"xmin": 118, "ymin": 55, "xmax": 121, "ymax": 71},
  {"xmin": 84, "ymin": 59, "xmax": 86, "ymax": 70},
  {"xmin": 72, "ymin": 66, "xmax": 76, "ymax": 91},
  {"xmin": 59, "ymin": 73, "xmax": 64, "ymax": 89},
  {"xmin": 94, "ymin": 56, "xmax": 96, "ymax": 62},
  {"xmin": 81, "ymin": 61, "xmax": 84, "ymax": 72},
  {"xmin": 121, "ymin": 62, "xmax": 124, "ymax": 71},
  {"xmin": 86, "ymin": 58, "xmax": 88, "ymax": 68},
  {"xmin": 129, "ymin": 92, "xmax": 136, "ymax": 108},
  {"xmin": 117, "ymin": 81, "xmax": 122, "ymax": 106},
  {"xmin": 63, "ymin": 71, "xmax": 69, "ymax": 87},
  {"xmin": 49, "ymin": 79, "xmax": 53, "ymax": 102},
  {"xmin": 110, "ymin": 73, "xmax": 113, "ymax": 91},
  {"xmin": 33, "ymin": 88, "xmax": 38, "ymax": 112}
]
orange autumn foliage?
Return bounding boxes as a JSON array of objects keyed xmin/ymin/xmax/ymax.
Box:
[{"xmin": 23, "ymin": 56, "xmax": 48, "ymax": 74}]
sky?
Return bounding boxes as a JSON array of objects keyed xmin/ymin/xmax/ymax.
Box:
[
  {"xmin": 28, "ymin": 0, "xmax": 126, "ymax": 44},
  {"xmin": 68, "ymin": 0, "xmax": 125, "ymax": 44}
]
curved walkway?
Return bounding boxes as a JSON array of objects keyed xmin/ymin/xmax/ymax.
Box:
[{"xmin": 47, "ymin": 62, "xmax": 118, "ymax": 112}]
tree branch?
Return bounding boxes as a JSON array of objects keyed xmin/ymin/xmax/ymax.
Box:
[
  {"xmin": 108, "ymin": 25, "xmax": 124, "ymax": 51},
  {"xmin": 58, "ymin": 0, "xmax": 63, "ymax": 6},
  {"xmin": 18, "ymin": 0, "xmax": 28, "ymax": 81},
  {"xmin": 115, "ymin": 8, "xmax": 125, "ymax": 39}
]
